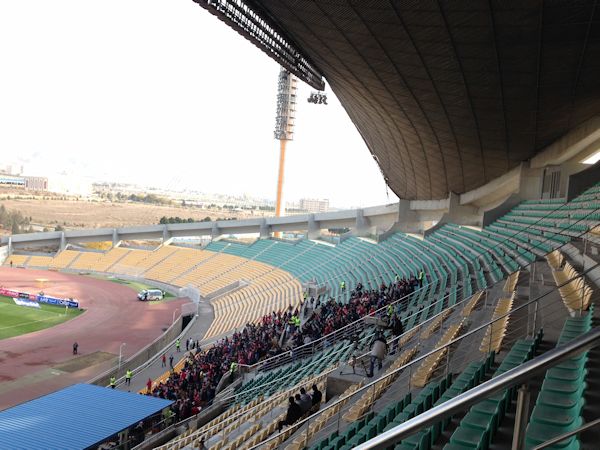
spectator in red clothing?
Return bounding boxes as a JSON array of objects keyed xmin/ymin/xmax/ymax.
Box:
[
  {"xmin": 145, "ymin": 278, "xmax": 417, "ymax": 411},
  {"xmin": 146, "ymin": 378, "xmax": 152, "ymax": 393}
]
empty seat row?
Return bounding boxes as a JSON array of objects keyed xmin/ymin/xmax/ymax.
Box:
[
  {"xmin": 524, "ymin": 311, "xmax": 593, "ymax": 450},
  {"xmin": 444, "ymin": 329, "xmax": 543, "ymax": 450},
  {"xmin": 411, "ymin": 319, "xmax": 466, "ymax": 388},
  {"xmin": 503, "ymin": 270, "xmax": 520, "ymax": 294},
  {"xmin": 548, "ymin": 257, "xmax": 593, "ymax": 313},
  {"xmin": 396, "ymin": 353, "xmax": 495, "ymax": 450},
  {"xmin": 479, "ymin": 294, "xmax": 515, "ymax": 354}
]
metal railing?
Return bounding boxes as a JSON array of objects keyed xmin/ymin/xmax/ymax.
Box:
[
  {"xmin": 532, "ymin": 417, "xmax": 600, "ymax": 450},
  {"xmin": 239, "ymin": 281, "xmax": 462, "ymax": 375},
  {"xmin": 237, "ymin": 207, "xmax": 597, "ymax": 386},
  {"xmin": 225, "ymin": 284, "xmax": 476, "ymax": 405},
  {"xmin": 354, "ymin": 326, "xmax": 600, "ymax": 450},
  {"xmin": 242, "ymin": 257, "xmax": 598, "ymax": 450},
  {"xmin": 236, "ymin": 201, "xmax": 600, "ymax": 376},
  {"xmin": 156, "ymin": 207, "xmax": 600, "ymax": 449},
  {"xmin": 137, "ymin": 198, "xmax": 600, "ymax": 448}
]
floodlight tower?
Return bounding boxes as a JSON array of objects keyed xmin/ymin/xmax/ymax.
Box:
[{"xmin": 273, "ymin": 67, "xmax": 298, "ymax": 237}]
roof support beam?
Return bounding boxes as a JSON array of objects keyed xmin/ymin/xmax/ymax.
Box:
[{"xmin": 192, "ymin": 0, "xmax": 325, "ymax": 90}]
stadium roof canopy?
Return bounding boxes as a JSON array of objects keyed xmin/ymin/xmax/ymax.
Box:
[
  {"xmin": 0, "ymin": 383, "xmax": 173, "ymax": 450},
  {"xmin": 194, "ymin": 0, "xmax": 600, "ymax": 200}
]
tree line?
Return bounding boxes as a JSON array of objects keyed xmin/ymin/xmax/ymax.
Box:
[
  {"xmin": 0, "ymin": 204, "xmax": 33, "ymax": 234},
  {"xmin": 96, "ymin": 191, "xmax": 172, "ymax": 205},
  {"xmin": 158, "ymin": 216, "xmax": 238, "ymax": 224}
]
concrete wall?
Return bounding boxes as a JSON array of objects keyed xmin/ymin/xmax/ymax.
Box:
[
  {"xmin": 482, "ymin": 194, "xmax": 523, "ymax": 227},
  {"xmin": 203, "ymin": 280, "xmax": 246, "ymax": 301},
  {"xmin": 517, "ymin": 165, "xmax": 544, "ymax": 200},
  {"xmin": 530, "ymin": 115, "xmax": 600, "ymax": 169},
  {"xmin": 395, "ymin": 200, "xmax": 426, "ymax": 233},
  {"xmin": 460, "ymin": 165, "xmax": 521, "ymax": 208},
  {"xmin": 566, "ymin": 161, "xmax": 600, "ymax": 201},
  {"xmin": 377, "ymin": 221, "xmax": 403, "ymax": 242},
  {"xmin": 410, "ymin": 198, "xmax": 449, "ymax": 211},
  {"xmin": 423, "ymin": 218, "xmax": 450, "ymax": 237}
]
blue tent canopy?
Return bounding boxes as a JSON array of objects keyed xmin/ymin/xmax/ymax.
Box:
[{"xmin": 0, "ymin": 384, "xmax": 173, "ymax": 450}]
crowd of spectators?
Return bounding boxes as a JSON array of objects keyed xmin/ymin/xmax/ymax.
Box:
[
  {"xmin": 147, "ymin": 274, "xmax": 423, "ymax": 422},
  {"xmin": 290, "ymin": 275, "xmax": 420, "ymax": 347}
]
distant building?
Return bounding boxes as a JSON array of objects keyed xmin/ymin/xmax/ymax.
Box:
[
  {"xmin": 23, "ymin": 176, "xmax": 48, "ymax": 191},
  {"xmin": 0, "ymin": 174, "xmax": 26, "ymax": 188},
  {"xmin": 0, "ymin": 174, "xmax": 48, "ymax": 191},
  {"xmin": 300, "ymin": 198, "xmax": 329, "ymax": 213}
]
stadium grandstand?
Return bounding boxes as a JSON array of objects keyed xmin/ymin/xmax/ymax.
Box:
[{"xmin": 1, "ymin": 1, "xmax": 600, "ymax": 450}]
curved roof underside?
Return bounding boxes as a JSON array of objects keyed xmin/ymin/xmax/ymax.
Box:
[{"xmin": 203, "ymin": 0, "xmax": 600, "ymax": 200}]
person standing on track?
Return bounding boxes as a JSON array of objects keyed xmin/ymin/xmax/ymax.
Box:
[
  {"xmin": 72, "ymin": 342, "xmax": 78, "ymax": 355},
  {"xmin": 169, "ymin": 354, "xmax": 174, "ymax": 369},
  {"xmin": 109, "ymin": 376, "xmax": 116, "ymax": 389},
  {"xmin": 176, "ymin": 339, "xmax": 181, "ymax": 352},
  {"xmin": 125, "ymin": 369, "xmax": 132, "ymax": 386},
  {"xmin": 161, "ymin": 353, "xmax": 166, "ymax": 367}
]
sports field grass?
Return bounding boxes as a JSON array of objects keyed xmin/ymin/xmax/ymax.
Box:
[{"xmin": 0, "ymin": 295, "xmax": 84, "ymax": 340}]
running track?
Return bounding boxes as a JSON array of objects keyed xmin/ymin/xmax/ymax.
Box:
[{"xmin": 0, "ymin": 267, "xmax": 189, "ymax": 410}]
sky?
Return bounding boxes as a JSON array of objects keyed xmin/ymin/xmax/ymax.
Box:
[{"xmin": 0, "ymin": 0, "xmax": 398, "ymax": 209}]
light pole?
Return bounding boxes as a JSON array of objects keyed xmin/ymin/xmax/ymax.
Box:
[
  {"xmin": 172, "ymin": 308, "xmax": 179, "ymax": 325},
  {"xmin": 118, "ymin": 342, "xmax": 126, "ymax": 375}
]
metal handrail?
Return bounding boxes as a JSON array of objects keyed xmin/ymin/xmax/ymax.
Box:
[
  {"xmin": 240, "ymin": 201, "xmax": 600, "ymax": 375},
  {"xmin": 153, "ymin": 202, "xmax": 600, "ymax": 448},
  {"xmin": 238, "ymin": 280, "xmax": 468, "ymax": 377},
  {"xmin": 227, "ymin": 280, "xmax": 488, "ymax": 403},
  {"xmin": 158, "ymin": 212, "xmax": 598, "ymax": 448},
  {"xmin": 245, "ymin": 259, "xmax": 599, "ymax": 450},
  {"xmin": 354, "ymin": 326, "xmax": 600, "ymax": 450},
  {"xmin": 532, "ymin": 417, "xmax": 600, "ymax": 450},
  {"xmin": 139, "ymin": 203, "xmax": 600, "ymax": 448},
  {"xmin": 151, "ymin": 366, "xmax": 339, "ymax": 450}
]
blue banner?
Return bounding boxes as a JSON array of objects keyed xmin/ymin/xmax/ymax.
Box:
[{"xmin": 36, "ymin": 295, "xmax": 79, "ymax": 308}]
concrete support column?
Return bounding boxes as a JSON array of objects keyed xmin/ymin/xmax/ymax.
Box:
[
  {"xmin": 375, "ymin": 200, "xmax": 423, "ymax": 238},
  {"xmin": 211, "ymin": 222, "xmax": 220, "ymax": 240},
  {"xmin": 447, "ymin": 192, "xmax": 480, "ymax": 225},
  {"xmin": 259, "ymin": 219, "xmax": 270, "ymax": 239},
  {"xmin": 354, "ymin": 209, "xmax": 371, "ymax": 236},
  {"xmin": 112, "ymin": 229, "xmax": 120, "ymax": 247},
  {"xmin": 60, "ymin": 232, "xmax": 67, "ymax": 251},
  {"xmin": 518, "ymin": 162, "xmax": 543, "ymax": 200},
  {"xmin": 307, "ymin": 214, "xmax": 321, "ymax": 240},
  {"xmin": 394, "ymin": 200, "xmax": 423, "ymax": 233},
  {"xmin": 162, "ymin": 225, "xmax": 171, "ymax": 244}
]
